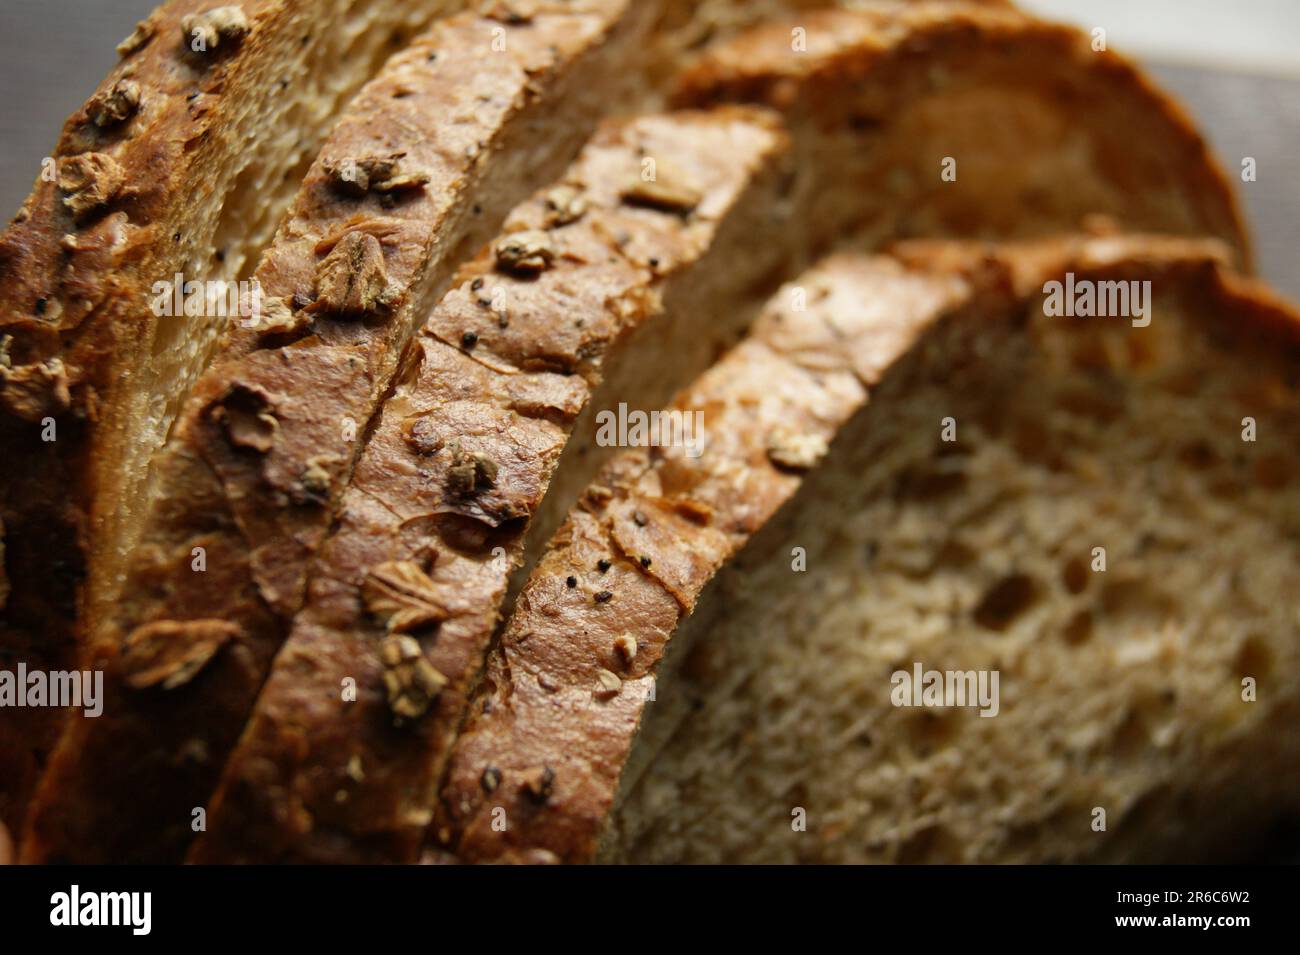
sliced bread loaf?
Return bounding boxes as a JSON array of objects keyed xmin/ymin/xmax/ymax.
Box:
[
  {"xmin": 440, "ymin": 236, "xmax": 1300, "ymax": 863},
  {"xmin": 194, "ymin": 2, "xmax": 1259, "ymax": 863},
  {"xmin": 0, "ymin": 0, "xmax": 469, "ymax": 834},
  {"xmin": 20, "ymin": 0, "xmax": 659, "ymax": 864}
]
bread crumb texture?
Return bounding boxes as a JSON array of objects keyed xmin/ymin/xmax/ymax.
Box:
[{"xmin": 610, "ymin": 250, "xmax": 1300, "ymax": 863}]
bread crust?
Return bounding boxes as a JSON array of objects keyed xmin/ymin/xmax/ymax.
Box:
[
  {"xmin": 437, "ymin": 233, "xmax": 1293, "ymax": 863},
  {"xmin": 186, "ymin": 106, "xmax": 793, "ymax": 862},
  {"xmin": 0, "ymin": 0, "xmax": 467, "ymax": 833},
  {"xmin": 20, "ymin": 0, "xmax": 657, "ymax": 864}
]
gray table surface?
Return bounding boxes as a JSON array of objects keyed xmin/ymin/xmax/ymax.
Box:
[{"xmin": 1, "ymin": 0, "xmax": 1296, "ymax": 297}]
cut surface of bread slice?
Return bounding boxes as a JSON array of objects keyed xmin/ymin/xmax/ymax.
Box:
[
  {"xmin": 673, "ymin": 3, "xmax": 1251, "ymax": 265},
  {"xmin": 21, "ymin": 0, "xmax": 659, "ymax": 864},
  {"xmin": 440, "ymin": 236, "xmax": 1300, "ymax": 863},
  {"xmin": 189, "ymin": 106, "xmax": 805, "ymax": 863},
  {"xmin": 0, "ymin": 0, "xmax": 467, "ymax": 832}
]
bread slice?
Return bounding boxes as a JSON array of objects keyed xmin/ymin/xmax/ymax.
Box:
[
  {"xmin": 439, "ymin": 236, "xmax": 1300, "ymax": 863},
  {"xmin": 0, "ymin": 0, "xmax": 469, "ymax": 833},
  {"xmin": 20, "ymin": 0, "xmax": 660, "ymax": 864},
  {"xmin": 673, "ymin": 3, "xmax": 1250, "ymax": 264}
]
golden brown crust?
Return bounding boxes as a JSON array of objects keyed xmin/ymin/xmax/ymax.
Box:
[
  {"xmin": 20, "ymin": 0, "xmax": 657, "ymax": 864},
  {"xmin": 0, "ymin": 0, "xmax": 470, "ymax": 835},
  {"xmin": 1, "ymin": 1, "xmax": 267, "ymax": 363},
  {"xmin": 189, "ymin": 107, "xmax": 792, "ymax": 863},
  {"xmin": 437, "ymin": 234, "xmax": 1276, "ymax": 863},
  {"xmin": 673, "ymin": 3, "xmax": 1251, "ymax": 265},
  {"xmin": 0, "ymin": 0, "xmax": 331, "ymax": 835}
]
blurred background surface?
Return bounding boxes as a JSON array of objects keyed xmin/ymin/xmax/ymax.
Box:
[{"xmin": 1, "ymin": 0, "xmax": 1296, "ymax": 294}]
